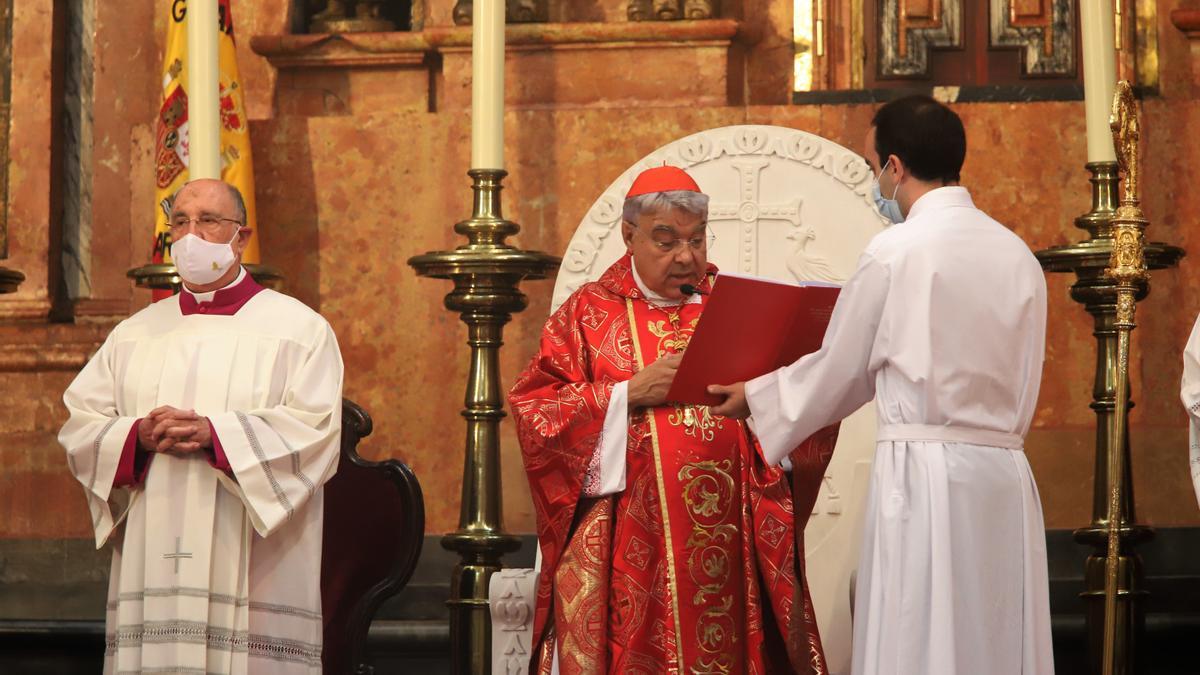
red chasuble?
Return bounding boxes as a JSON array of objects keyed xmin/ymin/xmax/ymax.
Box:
[{"xmin": 509, "ymin": 255, "xmax": 838, "ymax": 675}]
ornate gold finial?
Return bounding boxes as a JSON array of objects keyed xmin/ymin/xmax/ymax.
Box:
[
  {"xmin": 1106, "ymin": 81, "xmax": 1148, "ymax": 289},
  {"xmin": 1110, "ymin": 80, "xmax": 1140, "ymax": 207}
]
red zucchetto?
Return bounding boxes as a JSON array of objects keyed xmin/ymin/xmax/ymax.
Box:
[{"xmin": 625, "ymin": 165, "xmax": 702, "ymax": 198}]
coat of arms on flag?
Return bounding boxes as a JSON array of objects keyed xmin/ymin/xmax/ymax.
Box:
[{"xmin": 149, "ymin": 0, "xmax": 259, "ymax": 269}]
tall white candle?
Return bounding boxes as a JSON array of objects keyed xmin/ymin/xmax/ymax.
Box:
[
  {"xmin": 1080, "ymin": 0, "xmax": 1117, "ymax": 163},
  {"xmin": 471, "ymin": 0, "xmax": 505, "ymax": 170},
  {"xmin": 187, "ymin": 0, "xmax": 221, "ymax": 179}
]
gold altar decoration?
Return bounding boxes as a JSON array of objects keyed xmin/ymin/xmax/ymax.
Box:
[
  {"xmin": 1035, "ymin": 81, "xmax": 1183, "ymax": 675},
  {"xmin": 1100, "ymin": 80, "xmax": 1146, "ymax": 675},
  {"xmin": 310, "ymin": 0, "xmax": 396, "ymax": 34},
  {"xmin": 408, "ymin": 169, "xmax": 559, "ymax": 673}
]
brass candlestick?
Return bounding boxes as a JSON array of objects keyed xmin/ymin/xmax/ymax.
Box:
[
  {"xmin": 408, "ymin": 169, "xmax": 559, "ymax": 674},
  {"xmin": 1035, "ymin": 82, "xmax": 1183, "ymax": 675}
]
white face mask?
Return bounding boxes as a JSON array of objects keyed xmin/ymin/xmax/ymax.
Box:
[
  {"xmin": 171, "ymin": 227, "xmax": 240, "ymax": 286},
  {"xmin": 872, "ymin": 159, "xmax": 904, "ymax": 224}
]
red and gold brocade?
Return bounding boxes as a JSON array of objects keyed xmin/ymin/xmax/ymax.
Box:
[{"xmin": 509, "ymin": 256, "xmax": 837, "ymax": 674}]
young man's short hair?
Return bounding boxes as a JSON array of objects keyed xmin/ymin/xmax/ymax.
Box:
[{"xmin": 872, "ymin": 95, "xmax": 966, "ymax": 184}]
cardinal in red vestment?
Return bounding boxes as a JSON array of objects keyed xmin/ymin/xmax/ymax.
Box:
[{"xmin": 509, "ymin": 166, "xmax": 838, "ymax": 674}]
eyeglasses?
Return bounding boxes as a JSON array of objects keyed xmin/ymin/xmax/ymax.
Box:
[
  {"xmin": 169, "ymin": 215, "xmax": 242, "ymax": 236},
  {"xmin": 646, "ymin": 231, "xmax": 716, "ymax": 254}
]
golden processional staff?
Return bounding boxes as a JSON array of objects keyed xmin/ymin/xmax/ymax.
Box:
[{"xmin": 1102, "ymin": 80, "xmax": 1146, "ymax": 675}]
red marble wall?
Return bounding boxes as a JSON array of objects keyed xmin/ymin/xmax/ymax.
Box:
[
  {"xmin": 246, "ymin": 99, "xmax": 1200, "ymax": 536},
  {"xmin": 2, "ymin": 0, "xmax": 1199, "ymax": 542}
]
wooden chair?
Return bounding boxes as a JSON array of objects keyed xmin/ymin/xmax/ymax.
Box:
[{"xmin": 321, "ymin": 399, "xmax": 425, "ymax": 675}]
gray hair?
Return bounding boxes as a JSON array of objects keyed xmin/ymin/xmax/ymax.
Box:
[
  {"xmin": 167, "ymin": 180, "xmax": 248, "ymax": 224},
  {"xmin": 622, "ymin": 190, "xmax": 710, "ymax": 224},
  {"xmin": 224, "ymin": 183, "xmax": 248, "ymax": 224}
]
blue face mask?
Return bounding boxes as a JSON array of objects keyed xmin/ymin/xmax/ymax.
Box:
[{"xmin": 872, "ymin": 159, "xmax": 904, "ymax": 224}]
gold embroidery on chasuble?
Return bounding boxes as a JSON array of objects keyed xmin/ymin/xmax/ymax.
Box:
[
  {"xmin": 627, "ymin": 298, "xmax": 748, "ymax": 673},
  {"xmin": 668, "ymin": 404, "xmax": 724, "ymax": 443},
  {"xmin": 554, "ymin": 498, "xmax": 612, "ymax": 674},
  {"xmin": 626, "ymin": 299, "xmax": 687, "ymax": 671},
  {"xmin": 511, "ymin": 258, "xmax": 830, "ymax": 672},
  {"xmin": 514, "ymin": 262, "xmax": 820, "ymax": 674},
  {"xmin": 647, "ymin": 314, "xmax": 695, "ymax": 355},
  {"xmin": 645, "ymin": 307, "xmax": 726, "ymax": 441},
  {"xmin": 679, "ymin": 460, "xmax": 740, "ymax": 668}
]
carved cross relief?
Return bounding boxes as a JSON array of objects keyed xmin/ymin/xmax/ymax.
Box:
[{"xmin": 707, "ymin": 159, "xmax": 803, "ymax": 277}]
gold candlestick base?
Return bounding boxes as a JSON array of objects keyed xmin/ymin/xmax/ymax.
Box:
[
  {"xmin": 127, "ymin": 263, "xmax": 284, "ymax": 292},
  {"xmin": 409, "ymin": 168, "xmax": 559, "ymax": 674},
  {"xmin": 0, "ymin": 265, "xmax": 23, "ymax": 294}
]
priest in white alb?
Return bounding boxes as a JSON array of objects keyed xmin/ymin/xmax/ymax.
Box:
[
  {"xmin": 710, "ymin": 96, "xmax": 1056, "ymax": 675},
  {"xmin": 58, "ymin": 179, "xmax": 343, "ymax": 674}
]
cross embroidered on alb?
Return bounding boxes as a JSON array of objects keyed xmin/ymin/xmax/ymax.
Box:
[{"xmin": 163, "ymin": 536, "xmax": 192, "ymax": 573}]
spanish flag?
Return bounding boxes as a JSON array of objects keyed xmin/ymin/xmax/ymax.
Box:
[{"xmin": 152, "ymin": 0, "xmax": 258, "ymax": 270}]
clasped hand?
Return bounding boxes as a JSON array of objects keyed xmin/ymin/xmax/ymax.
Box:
[{"xmin": 137, "ymin": 405, "xmax": 212, "ymax": 454}]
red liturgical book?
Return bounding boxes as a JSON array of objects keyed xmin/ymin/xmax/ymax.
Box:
[{"xmin": 667, "ymin": 272, "xmax": 841, "ymax": 406}]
